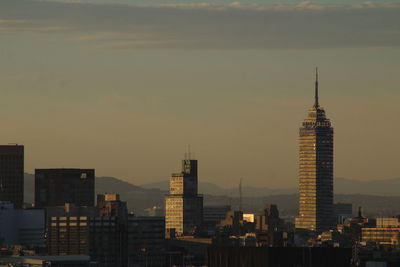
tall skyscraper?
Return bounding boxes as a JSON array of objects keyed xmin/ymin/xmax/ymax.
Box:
[
  {"xmin": 165, "ymin": 157, "xmax": 203, "ymax": 236},
  {"xmin": 35, "ymin": 168, "xmax": 95, "ymax": 208},
  {"xmin": 295, "ymin": 69, "xmax": 334, "ymax": 232},
  {"xmin": 0, "ymin": 145, "xmax": 24, "ymax": 209}
]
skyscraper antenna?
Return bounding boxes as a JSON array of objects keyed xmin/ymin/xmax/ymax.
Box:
[
  {"xmin": 314, "ymin": 67, "xmax": 319, "ymax": 108},
  {"xmin": 188, "ymin": 144, "xmax": 191, "ymax": 160},
  {"xmin": 239, "ymin": 177, "xmax": 243, "ymax": 212}
]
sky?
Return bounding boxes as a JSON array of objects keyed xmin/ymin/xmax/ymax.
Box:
[{"xmin": 0, "ymin": 0, "xmax": 399, "ymax": 188}]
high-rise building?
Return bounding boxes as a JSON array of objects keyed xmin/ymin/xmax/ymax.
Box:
[
  {"xmin": 165, "ymin": 158, "xmax": 203, "ymax": 236},
  {"xmin": 295, "ymin": 69, "xmax": 334, "ymax": 232},
  {"xmin": 35, "ymin": 168, "xmax": 95, "ymax": 209},
  {"xmin": 0, "ymin": 145, "xmax": 24, "ymax": 208}
]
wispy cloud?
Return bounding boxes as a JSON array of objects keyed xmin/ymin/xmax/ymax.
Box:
[{"xmin": 1, "ymin": 0, "xmax": 400, "ymax": 49}]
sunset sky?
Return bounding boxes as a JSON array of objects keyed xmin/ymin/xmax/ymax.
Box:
[{"xmin": 1, "ymin": 0, "xmax": 399, "ymax": 188}]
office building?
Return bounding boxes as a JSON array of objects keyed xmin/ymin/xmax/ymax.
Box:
[
  {"xmin": 295, "ymin": 69, "xmax": 334, "ymax": 232},
  {"xmin": 47, "ymin": 194, "xmax": 134, "ymax": 267},
  {"xmin": 128, "ymin": 215, "xmax": 165, "ymax": 267},
  {"xmin": 361, "ymin": 227, "xmax": 400, "ymax": 246},
  {"xmin": 376, "ymin": 218, "xmax": 400, "ymax": 228},
  {"xmin": 97, "ymin": 193, "xmax": 127, "ymax": 219},
  {"xmin": 48, "ymin": 216, "xmax": 127, "ymax": 267},
  {"xmin": 89, "ymin": 216, "xmax": 127, "ymax": 267},
  {"xmin": 48, "ymin": 216, "xmax": 90, "ymax": 255},
  {"xmin": 0, "ymin": 201, "xmax": 45, "ymax": 248},
  {"xmin": 203, "ymin": 205, "xmax": 231, "ymax": 234},
  {"xmin": 35, "ymin": 169, "xmax": 95, "ymax": 208},
  {"xmin": 334, "ymin": 203, "xmax": 353, "ymax": 223},
  {"xmin": 165, "ymin": 158, "xmax": 203, "ymax": 236},
  {"xmin": 0, "ymin": 145, "xmax": 24, "ymax": 209}
]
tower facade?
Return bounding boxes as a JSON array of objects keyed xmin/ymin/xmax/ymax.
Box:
[
  {"xmin": 295, "ymin": 70, "xmax": 334, "ymax": 232},
  {"xmin": 165, "ymin": 159, "xmax": 203, "ymax": 236},
  {"xmin": 0, "ymin": 145, "xmax": 24, "ymax": 209}
]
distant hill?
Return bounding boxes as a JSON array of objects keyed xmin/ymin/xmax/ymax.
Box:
[
  {"xmin": 141, "ymin": 180, "xmax": 296, "ymax": 197},
  {"xmin": 24, "ymin": 173, "xmax": 166, "ymax": 214},
  {"xmin": 335, "ymin": 177, "xmax": 400, "ymax": 196},
  {"xmin": 24, "ymin": 173, "xmax": 400, "ymax": 217},
  {"xmin": 142, "ymin": 177, "xmax": 400, "ymax": 197}
]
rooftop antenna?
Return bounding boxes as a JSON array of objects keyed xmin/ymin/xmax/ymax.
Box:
[
  {"xmin": 239, "ymin": 177, "xmax": 243, "ymax": 212},
  {"xmin": 314, "ymin": 67, "xmax": 319, "ymax": 108},
  {"xmin": 358, "ymin": 206, "xmax": 363, "ymax": 218},
  {"xmin": 188, "ymin": 144, "xmax": 191, "ymax": 160}
]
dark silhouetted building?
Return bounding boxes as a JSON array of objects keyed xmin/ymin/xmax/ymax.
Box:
[
  {"xmin": 35, "ymin": 169, "xmax": 95, "ymax": 208},
  {"xmin": 0, "ymin": 145, "xmax": 24, "ymax": 209},
  {"xmin": 97, "ymin": 193, "xmax": 127, "ymax": 218},
  {"xmin": 208, "ymin": 247, "xmax": 352, "ymax": 267},
  {"xmin": 48, "ymin": 216, "xmax": 127, "ymax": 267},
  {"xmin": 48, "ymin": 196, "xmax": 170, "ymax": 267},
  {"xmin": 165, "ymin": 158, "xmax": 203, "ymax": 236},
  {"xmin": 48, "ymin": 216, "xmax": 90, "ymax": 255},
  {"xmin": 334, "ymin": 203, "xmax": 353, "ymax": 223},
  {"xmin": 295, "ymin": 69, "xmax": 334, "ymax": 232},
  {"xmin": 203, "ymin": 205, "xmax": 231, "ymax": 235},
  {"xmin": 128, "ymin": 215, "xmax": 165, "ymax": 267},
  {"xmin": 0, "ymin": 255, "xmax": 96, "ymax": 267}
]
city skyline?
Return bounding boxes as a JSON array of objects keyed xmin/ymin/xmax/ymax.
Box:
[
  {"xmin": 1, "ymin": 0, "xmax": 399, "ymax": 188},
  {"xmin": 1, "ymin": 1, "xmax": 400, "ymax": 266}
]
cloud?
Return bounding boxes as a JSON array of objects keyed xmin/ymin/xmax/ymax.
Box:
[{"xmin": 0, "ymin": 0, "xmax": 400, "ymax": 49}]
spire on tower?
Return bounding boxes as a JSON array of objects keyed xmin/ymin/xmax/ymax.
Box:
[{"xmin": 314, "ymin": 67, "xmax": 319, "ymax": 108}]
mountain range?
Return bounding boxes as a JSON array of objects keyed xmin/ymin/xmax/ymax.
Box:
[
  {"xmin": 141, "ymin": 177, "xmax": 400, "ymax": 197},
  {"xmin": 24, "ymin": 174, "xmax": 400, "ymax": 217}
]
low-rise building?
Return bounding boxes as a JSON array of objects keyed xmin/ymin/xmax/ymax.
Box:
[
  {"xmin": 376, "ymin": 218, "xmax": 400, "ymax": 228},
  {"xmin": 47, "ymin": 216, "xmax": 127, "ymax": 267},
  {"xmin": 361, "ymin": 228, "xmax": 400, "ymax": 246},
  {"xmin": 0, "ymin": 255, "xmax": 96, "ymax": 267},
  {"xmin": 203, "ymin": 205, "xmax": 231, "ymax": 234},
  {"xmin": 0, "ymin": 202, "xmax": 45, "ymax": 248}
]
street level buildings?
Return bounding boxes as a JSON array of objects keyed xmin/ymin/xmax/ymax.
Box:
[
  {"xmin": 165, "ymin": 158, "xmax": 203, "ymax": 236},
  {"xmin": 0, "ymin": 145, "xmax": 24, "ymax": 209},
  {"xmin": 35, "ymin": 168, "xmax": 95, "ymax": 208},
  {"xmin": 295, "ymin": 69, "xmax": 334, "ymax": 232}
]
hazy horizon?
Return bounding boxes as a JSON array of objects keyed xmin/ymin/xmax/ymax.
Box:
[{"xmin": 1, "ymin": 0, "xmax": 399, "ymax": 188}]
